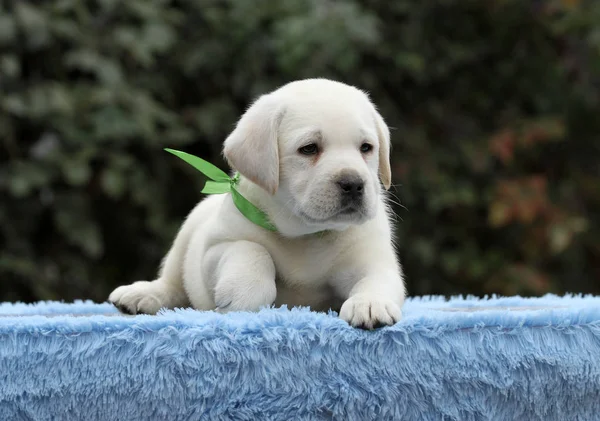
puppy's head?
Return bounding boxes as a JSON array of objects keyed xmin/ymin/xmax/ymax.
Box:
[{"xmin": 223, "ymin": 79, "xmax": 391, "ymax": 231}]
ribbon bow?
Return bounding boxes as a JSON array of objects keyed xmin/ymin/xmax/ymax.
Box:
[{"xmin": 165, "ymin": 148, "xmax": 277, "ymax": 232}]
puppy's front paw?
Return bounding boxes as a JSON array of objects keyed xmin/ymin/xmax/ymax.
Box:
[
  {"xmin": 109, "ymin": 280, "xmax": 179, "ymax": 315},
  {"xmin": 214, "ymin": 277, "xmax": 276, "ymax": 313},
  {"xmin": 339, "ymin": 294, "xmax": 402, "ymax": 329}
]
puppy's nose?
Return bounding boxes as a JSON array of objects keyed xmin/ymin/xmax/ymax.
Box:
[{"xmin": 336, "ymin": 174, "xmax": 364, "ymax": 197}]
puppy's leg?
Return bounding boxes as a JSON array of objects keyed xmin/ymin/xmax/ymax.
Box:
[
  {"xmin": 335, "ymin": 245, "xmax": 406, "ymax": 329},
  {"xmin": 108, "ymin": 248, "xmax": 190, "ymax": 315},
  {"xmin": 338, "ymin": 269, "xmax": 405, "ymax": 329},
  {"xmin": 204, "ymin": 241, "xmax": 277, "ymax": 312},
  {"xmin": 108, "ymin": 202, "xmax": 208, "ymax": 314}
]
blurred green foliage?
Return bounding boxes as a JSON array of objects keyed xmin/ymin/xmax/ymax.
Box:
[{"xmin": 1, "ymin": 0, "xmax": 599, "ymax": 303}]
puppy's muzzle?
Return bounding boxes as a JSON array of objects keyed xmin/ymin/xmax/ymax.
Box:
[{"xmin": 336, "ymin": 172, "xmax": 365, "ymax": 207}]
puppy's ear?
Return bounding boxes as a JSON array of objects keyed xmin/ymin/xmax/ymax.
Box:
[
  {"xmin": 372, "ymin": 108, "xmax": 392, "ymax": 190},
  {"xmin": 223, "ymin": 94, "xmax": 284, "ymax": 195}
]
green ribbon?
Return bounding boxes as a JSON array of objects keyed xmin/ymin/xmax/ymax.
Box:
[{"xmin": 164, "ymin": 148, "xmax": 277, "ymax": 232}]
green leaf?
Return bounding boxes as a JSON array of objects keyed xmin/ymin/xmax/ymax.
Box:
[
  {"xmin": 8, "ymin": 175, "xmax": 31, "ymax": 197},
  {"xmin": 0, "ymin": 15, "xmax": 17, "ymax": 45},
  {"xmin": 101, "ymin": 169, "xmax": 126, "ymax": 198},
  {"xmin": 15, "ymin": 3, "xmax": 50, "ymax": 49},
  {"xmin": 231, "ymin": 186, "xmax": 276, "ymax": 232},
  {"xmin": 0, "ymin": 55, "xmax": 20, "ymax": 77},
  {"xmin": 201, "ymin": 180, "xmax": 230, "ymax": 194},
  {"xmin": 164, "ymin": 148, "xmax": 230, "ymax": 182},
  {"xmin": 488, "ymin": 202, "xmax": 511, "ymax": 227},
  {"xmin": 165, "ymin": 149, "xmax": 276, "ymax": 231},
  {"xmin": 2, "ymin": 95, "xmax": 27, "ymax": 116},
  {"xmin": 143, "ymin": 22, "xmax": 176, "ymax": 52},
  {"xmin": 54, "ymin": 195, "xmax": 104, "ymax": 258},
  {"xmin": 62, "ymin": 158, "xmax": 91, "ymax": 186}
]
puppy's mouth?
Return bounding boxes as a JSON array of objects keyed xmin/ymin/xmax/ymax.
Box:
[
  {"xmin": 338, "ymin": 205, "xmax": 362, "ymax": 216},
  {"xmin": 298, "ymin": 205, "xmax": 365, "ymax": 224}
]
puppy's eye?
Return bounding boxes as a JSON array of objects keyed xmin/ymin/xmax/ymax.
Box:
[
  {"xmin": 360, "ymin": 143, "xmax": 373, "ymax": 153},
  {"xmin": 298, "ymin": 143, "xmax": 319, "ymax": 155}
]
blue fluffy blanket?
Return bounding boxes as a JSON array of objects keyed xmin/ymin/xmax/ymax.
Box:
[{"xmin": 1, "ymin": 295, "xmax": 599, "ymax": 421}]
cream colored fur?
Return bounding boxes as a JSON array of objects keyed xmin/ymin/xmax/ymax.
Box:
[{"xmin": 109, "ymin": 78, "xmax": 405, "ymax": 329}]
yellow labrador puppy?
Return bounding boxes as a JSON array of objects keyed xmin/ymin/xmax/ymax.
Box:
[{"xmin": 109, "ymin": 78, "xmax": 405, "ymax": 329}]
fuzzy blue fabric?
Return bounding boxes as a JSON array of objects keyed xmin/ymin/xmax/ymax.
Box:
[{"xmin": 1, "ymin": 295, "xmax": 600, "ymax": 421}]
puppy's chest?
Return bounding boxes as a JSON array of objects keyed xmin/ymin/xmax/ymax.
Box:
[{"xmin": 266, "ymin": 237, "xmax": 342, "ymax": 288}]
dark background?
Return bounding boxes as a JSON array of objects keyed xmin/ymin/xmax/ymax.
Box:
[{"xmin": 1, "ymin": 0, "xmax": 599, "ymax": 303}]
